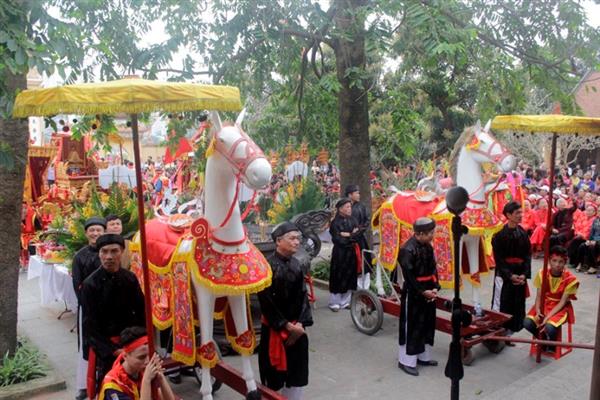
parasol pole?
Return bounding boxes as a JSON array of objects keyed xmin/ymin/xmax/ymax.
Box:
[
  {"xmin": 537, "ymin": 132, "xmax": 557, "ymax": 362},
  {"xmin": 591, "ymin": 290, "xmax": 600, "ymax": 399},
  {"xmin": 130, "ymin": 114, "xmax": 156, "ymax": 354}
]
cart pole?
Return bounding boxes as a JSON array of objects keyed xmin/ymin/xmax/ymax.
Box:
[{"xmin": 537, "ymin": 132, "xmax": 557, "ymax": 362}]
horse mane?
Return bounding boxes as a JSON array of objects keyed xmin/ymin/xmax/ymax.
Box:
[{"xmin": 448, "ymin": 124, "xmax": 475, "ymax": 182}]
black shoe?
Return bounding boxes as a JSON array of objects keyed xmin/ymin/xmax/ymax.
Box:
[
  {"xmin": 75, "ymin": 389, "xmax": 87, "ymax": 400},
  {"xmin": 168, "ymin": 372, "xmax": 182, "ymax": 384},
  {"xmin": 398, "ymin": 362, "xmax": 419, "ymax": 376},
  {"xmin": 417, "ymin": 359, "xmax": 438, "ymax": 366}
]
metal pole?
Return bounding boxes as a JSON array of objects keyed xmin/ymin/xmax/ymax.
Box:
[
  {"xmin": 591, "ymin": 290, "xmax": 600, "ymax": 400},
  {"xmin": 445, "ymin": 215, "xmax": 465, "ymax": 400},
  {"xmin": 537, "ymin": 132, "xmax": 557, "ymax": 362}
]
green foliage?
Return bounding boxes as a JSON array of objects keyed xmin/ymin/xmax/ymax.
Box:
[
  {"xmin": 310, "ymin": 259, "xmax": 330, "ymax": 281},
  {"xmin": 267, "ymin": 178, "xmax": 326, "ymax": 224},
  {"xmin": 61, "ymin": 183, "xmax": 150, "ymax": 263},
  {"xmin": 0, "ymin": 339, "xmax": 47, "ymax": 387}
]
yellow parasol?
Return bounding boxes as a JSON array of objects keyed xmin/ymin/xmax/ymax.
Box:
[
  {"xmin": 492, "ymin": 114, "xmax": 600, "ymax": 367},
  {"xmin": 491, "ymin": 115, "xmax": 600, "ymax": 135},
  {"xmin": 12, "ymin": 77, "xmax": 241, "ymax": 117},
  {"xmin": 12, "ymin": 77, "xmax": 242, "ymax": 370}
]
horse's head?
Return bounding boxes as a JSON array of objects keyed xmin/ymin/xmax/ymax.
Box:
[
  {"xmin": 208, "ymin": 110, "xmax": 272, "ymax": 189},
  {"xmin": 467, "ymin": 120, "xmax": 516, "ymax": 173}
]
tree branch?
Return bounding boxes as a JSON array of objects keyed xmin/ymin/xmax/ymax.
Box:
[
  {"xmin": 211, "ymin": 38, "xmax": 267, "ymax": 83},
  {"xmin": 418, "ymin": 0, "xmax": 575, "ymax": 77},
  {"xmin": 137, "ymin": 67, "xmax": 210, "ymax": 75}
]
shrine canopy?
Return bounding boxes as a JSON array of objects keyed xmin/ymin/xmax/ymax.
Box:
[
  {"xmin": 12, "ymin": 77, "xmax": 242, "ymax": 117},
  {"xmin": 491, "ymin": 115, "xmax": 600, "ymax": 135}
]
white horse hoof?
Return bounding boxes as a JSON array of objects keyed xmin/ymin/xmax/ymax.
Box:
[
  {"xmin": 246, "ymin": 389, "xmax": 261, "ymax": 400},
  {"xmin": 200, "ymin": 392, "xmax": 213, "ymax": 400}
]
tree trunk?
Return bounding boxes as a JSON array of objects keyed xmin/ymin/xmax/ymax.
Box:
[
  {"xmin": 0, "ymin": 69, "xmax": 29, "ymax": 357},
  {"xmin": 333, "ymin": 0, "xmax": 371, "ymax": 216}
]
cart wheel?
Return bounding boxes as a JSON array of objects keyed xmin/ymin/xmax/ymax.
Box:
[
  {"xmin": 482, "ymin": 339, "xmax": 505, "ymax": 354},
  {"xmin": 350, "ymin": 289, "xmax": 384, "ymax": 335},
  {"xmin": 462, "ymin": 347, "xmax": 474, "ymax": 366},
  {"xmin": 193, "ymin": 364, "xmax": 223, "ymax": 394}
]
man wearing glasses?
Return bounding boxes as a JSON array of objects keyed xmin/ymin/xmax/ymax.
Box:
[{"xmin": 258, "ymin": 222, "xmax": 313, "ymax": 400}]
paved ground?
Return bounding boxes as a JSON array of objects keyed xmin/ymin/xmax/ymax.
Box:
[{"xmin": 18, "ymin": 255, "xmax": 598, "ymax": 400}]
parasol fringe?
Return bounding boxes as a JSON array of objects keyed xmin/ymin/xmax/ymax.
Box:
[{"xmin": 13, "ymin": 98, "xmax": 242, "ymax": 118}]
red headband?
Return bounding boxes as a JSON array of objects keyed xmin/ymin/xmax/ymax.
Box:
[{"xmin": 123, "ymin": 336, "xmax": 148, "ymax": 353}]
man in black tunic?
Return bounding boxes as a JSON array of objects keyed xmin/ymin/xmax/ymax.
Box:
[
  {"xmin": 328, "ymin": 198, "xmax": 360, "ymax": 311},
  {"xmin": 81, "ymin": 234, "xmax": 146, "ymax": 398},
  {"xmin": 72, "ymin": 216, "xmax": 105, "ymax": 400},
  {"xmin": 258, "ymin": 222, "xmax": 313, "ymax": 400},
  {"xmin": 491, "ymin": 201, "xmax": 531, "ymax": 342},
  {"xmin": 345, "ymin": 184, "xmax": 373, "ymax": 288},
  {"xmin": 398, "ymin": 217, "xmax": 440, "ymax": 376}
]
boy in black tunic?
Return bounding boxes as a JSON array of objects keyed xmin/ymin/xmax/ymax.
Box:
[
  {"xmin": 491, "ymin": 201, "xmax": 531, "ymax": 342},
  {"xmin": 258, "ymin": 222, "xmax": 313, "ymax": 400},
  {"xmin": 398, "ymin": 217, "xmax": 440, "ymax": 376}
]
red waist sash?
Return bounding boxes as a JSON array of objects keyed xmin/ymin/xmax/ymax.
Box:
[
  {"xmin": 87, "ymin": 336, "xmax": 120, "ymax": 399},
  {"xmin": 261, "ymin": 316, "xmax": 290, "ymax": 372},
  {"xmin": 416, "ymin": 274, "xmax": 437, "ymax": 283},
  {"xmin": 353, "ymin": 243, "xmax": 363, "ymax": 274},
  {"xmin": 505, "ymin": 257, "xmax": 525, "ymax": 264}
]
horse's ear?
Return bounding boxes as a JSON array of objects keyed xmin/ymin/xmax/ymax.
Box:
[
  {"xmin": 235, "ymin": 108, "xmax": 247, "ymax": 127},
  {"xmin": 474, "ymin": 120, "xmax": 482, "ymax": 135},
  {"xmin": 209, "ymin": 111, "xmax": 222, "ymax": 136},
  {"xmin": 483, "ymin": 119, "xmax": 492, "ymax": 133}
]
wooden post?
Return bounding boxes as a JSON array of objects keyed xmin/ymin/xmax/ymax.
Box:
[
  {"xmin": 130, "ymin": 114, "xmax": 158, "ymax": 398},
  {"xmin": 537, "ymin": 132, "xmax": 557, "ymax": 362}
]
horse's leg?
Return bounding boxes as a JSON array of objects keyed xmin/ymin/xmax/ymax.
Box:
[
  {"xmin": 228, "ymin": 294, "xmax": 260, "ymax": 399},
  {"xmin": 463, "ymin": 235, "xmax": 483, "ymax": 315},
  {"xmin": 195, "ymin": 283, "xmax": 217, "ymax": 400}
]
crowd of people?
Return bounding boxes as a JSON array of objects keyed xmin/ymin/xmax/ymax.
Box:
[{"xmin": 61, "ymin": 150, "xmax": 600, "ymax": 398}]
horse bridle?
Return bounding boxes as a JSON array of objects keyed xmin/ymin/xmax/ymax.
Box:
[
  {"xmin": 213, "ymin": 125, "xmax": 265, "ymax": 177},
  {"xmin": 209, "ymin": 124, "xmax": 264, "ymax": 245},
  {"xmin": 468, "ymin": 136, "xmax": 512, "ymax": 165},
  {"xmin": 464, "ymin": 134, "xmax": 512, "ymax": 205}
]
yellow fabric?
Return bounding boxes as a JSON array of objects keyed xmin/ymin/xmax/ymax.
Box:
[
  {"xmin": 98, "ymin": 381, "xmax": 140, "ymax": 400},
  {"xmin": 107, "ymin": 133, "xmax": 124, "ymax": 145},
  {"xmin": 526, "ymin": 312, "xmax": 569, "ymax": 328},
  {"xmin": 533, "ymin": 270, "xmax": 578, "ymax": 296},
  {"xmin": 12, "ymin": 78, "xmax": 242, "ymax": 117},
  {"xmin": 492, "ymin": 115, "xmax": 600, "ymax": 135}
]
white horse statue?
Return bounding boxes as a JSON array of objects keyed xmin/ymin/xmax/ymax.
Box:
[
  {"xmin": 173, "ymin": 110, "xmax": 271, "ymax": 399},
  {"xmin": 435, "ymin": 119, "xmax": 516, "ymax": 313},
  {"xmin": 373, "ymin": 120, "xmax": 516, "ymax": 313},
  {"xmin": 129, "ymin": 110, "xmax": 271, "ymax": 399}
]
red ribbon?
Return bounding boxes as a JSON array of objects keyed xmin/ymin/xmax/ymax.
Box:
[{"xmin": 353, "ymin": 243, "xmax": 363, "ymax": 274}]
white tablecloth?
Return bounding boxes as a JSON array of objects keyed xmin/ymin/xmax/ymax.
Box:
[{"xmin": 27, "ymin": 255, "xmax": 78, "ymax": 311}]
